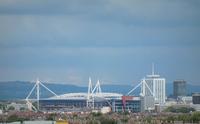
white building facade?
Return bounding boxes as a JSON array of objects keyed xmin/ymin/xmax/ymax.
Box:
[{"xmin": 141, "ymin": 65, "xmax": 166, "ymax": 105}]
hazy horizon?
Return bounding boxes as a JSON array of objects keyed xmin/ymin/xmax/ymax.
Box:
[{"xmin": 0, "ymin": 0, "xmax": 200, "ymax": 86}]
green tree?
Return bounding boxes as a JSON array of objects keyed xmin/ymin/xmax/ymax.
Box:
[
  {"xmin": 46, "ymin": 113, "xmax": 56, "ymax": 121},
  {"xmin": 8, "ymin": 106, "xmax": 15, "ymax": 111},
  {"xmin": 7, "ymin": 115, "xmax": 18, "ymax": 122},
  {"xmin": 20, "ymin": 107, "xmax": 26, "ymax": 111},
  {"xmin": 91, "ymin": 112, "xmax": 102, "ymax": 117},
  {"xmin": 166, "ymin": 116, "xmax": 175, "ymax": 123},
  {"xmin": 0, "ymin": 104, "xmax": 6, "ymax": 111},
  {"xmin": 99, "ymin": 116, "xmax": 117, "ymax": 124},
  {"xmin": 86, "ymin": 119, "xmax": 99, "ymax": 124},
  {"xmin": 191, "ymin": 112, "xmax": 200, "ymax": 123},
  {"xmin": 164, "ymin": 106, "xmax": 195, "ymax": 113}
]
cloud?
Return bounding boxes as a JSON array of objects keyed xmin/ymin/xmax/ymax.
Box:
[
  {"xmin": 0, "ymin": 14, "xmax": 200, "ymax": 49},
  {"xmin": 0, "ymin": 0, "xmax": 200, "ymax": 84},
  {"xmin": 0, "ymin": 0, "xmax": 199, "ymax": 49},
  {"xmin": 0, "ymin": 0, "xmax": 199, "ymax": 26},
  {"xmin": 0, "ymin": 0, "xmax": 199, "ymax": 19},
  {"xmin": 0, "ymin": 0, "xmax": 107, "ymax": 15}
]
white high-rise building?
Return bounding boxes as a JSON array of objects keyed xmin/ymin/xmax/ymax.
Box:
[{"xmin": 141, "ymin": 64, "xmax": 166, "ymax": 105}]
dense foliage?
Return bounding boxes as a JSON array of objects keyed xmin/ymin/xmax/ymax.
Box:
[{"xmin": 164, "ymin": 106, "xmax": 195, "ymax": 113}]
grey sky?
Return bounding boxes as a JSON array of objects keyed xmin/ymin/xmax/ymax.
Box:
[{"xmin": 0, "ymin": 0, "xmax": 200, "ymax": 86}]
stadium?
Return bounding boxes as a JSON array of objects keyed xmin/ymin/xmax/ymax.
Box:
[{"xmin": 26, "ymin": 78, "xmax": 142, "ymax": 113}]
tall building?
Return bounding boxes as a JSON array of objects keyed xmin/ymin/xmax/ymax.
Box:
[
  {"xmin": 192, "ymin": 93, "xmax": 200, "ymax": 104},
  {"xmin": 141, "ymin": 64, "xmax": 166, "ymax": 105},
  {"xmin": 173, "ymin": 80, "xmax": 186, "ymax": 98}
]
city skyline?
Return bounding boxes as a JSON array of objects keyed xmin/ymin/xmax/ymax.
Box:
[{"xmin": 0, "ymin": 0, "xmax": 200, "ymax": 85}]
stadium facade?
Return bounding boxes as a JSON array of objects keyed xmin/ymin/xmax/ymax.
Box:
[
  {"xmin": 39, "ymin": 88, "xmax": 141, "ymax": 112},
  {"xmin": 39, "ymin": 96, "xmax": 141, "ymax": 113}
]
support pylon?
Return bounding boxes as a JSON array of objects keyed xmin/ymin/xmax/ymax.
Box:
[{"xmin": 25, "ymin": 78, "xmax": 57, "ymax": 111}]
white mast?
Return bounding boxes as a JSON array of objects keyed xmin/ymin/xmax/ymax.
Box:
[
  {"xmin": 87, "ymin": 78, "xmax": 103, "ymax": 109},
  {"xmin": 26, "ymin": 78, "xmax": 57, "ymax": 111},
  {"xmin": 87, "ymin": 77, "xmax": 94, "ymax": 107},
  {"xmin": 152, "ymin": 63, "xmax": 154, "ymax": 75},
  {"xmin": 36, "ymin": 79, "xmax": 40, "ymax": 110},
  {"xmin": 87, "ymin": 77, "xmax": 92, "ymax": 96},
  {"xmin": 96, "ymin": 80, "xmax": 102, "ymax": 94},
  {"xmin": 127, "ymin": 78, "xmax": 153, "ymax": 96}
]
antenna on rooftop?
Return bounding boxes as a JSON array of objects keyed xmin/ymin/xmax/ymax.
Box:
[{"xmin": 152, "ymin": 63, "xmax": 154, "ymax": 75}]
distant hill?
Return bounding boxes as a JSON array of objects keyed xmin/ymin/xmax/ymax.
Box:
[
  {"xmin": 0, "ymin": 81, "xmax": 199, "ymax": 100},
  {"xmin": 0, "ymin": 81, "xmax": 87, "ymax": 100}
]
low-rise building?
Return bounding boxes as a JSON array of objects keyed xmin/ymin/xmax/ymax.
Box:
[
  {"xmin": 111, "ymin": 96, "xmax": 141, "ymax": 112},
  {"xmin": 140, "ymin": 96, "xmax": 155, "ymax": 111},
  {"xmin": 7, "ymin": 102, "xmax": 28, "ymax": 111}
]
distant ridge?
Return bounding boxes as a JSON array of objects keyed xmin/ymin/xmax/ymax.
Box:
[
  {"xmin": 0, "ymin": 81, "xmax": 87, "ymax": 100},
  {"xmin": 0, "ymin": 81, "xmax": 199, "ymax": 100}
]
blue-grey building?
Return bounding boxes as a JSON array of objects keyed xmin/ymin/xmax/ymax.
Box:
[{"xmin": 173, "ymin": 80, "xmax": 187, "ymax": 98}]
